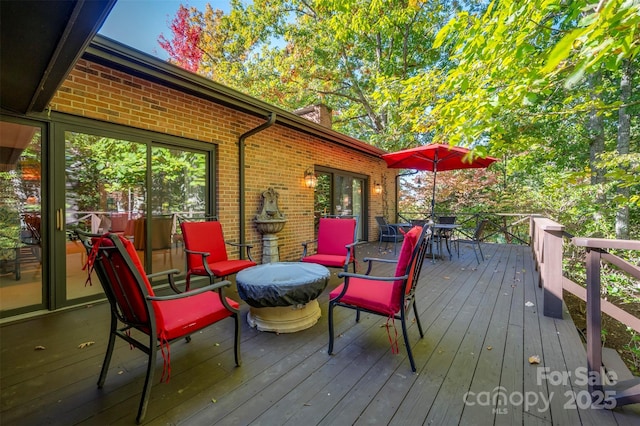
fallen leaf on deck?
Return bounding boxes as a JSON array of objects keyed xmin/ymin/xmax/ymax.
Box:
[
  {"xmin": 525, "ymin": 301, "xmax": 535, "ymax": 307},
  {"xmin": 78, "ymin": 341, "xmax": 95, "ymax": 349},
  {"xmin": 487, "ymin": 346, "xmax": 493, "ymax": 350},
  {"xmin": 529, "ymin": 355, "xmax": 541, "ymax": 364},
  {"xmin": 35, "ymin": 345, "xmax": 46, "ymax": 350},
  {"xmin": 211, "ymin": 398, "xmax": 217, "ymax": 403}
]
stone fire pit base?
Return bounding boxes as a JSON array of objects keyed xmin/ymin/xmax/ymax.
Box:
[{"xmin": 247, "ymin": 300, "xmax": 321, "ymax": 333}]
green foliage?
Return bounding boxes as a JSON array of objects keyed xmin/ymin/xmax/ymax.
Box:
[
  {"xmin": 169, "ymin": 0, "xmax": 484, "ymax": 150},
  {"xmin": 165, "ymin": 1, "xmax": 639, "ymax": 324},
  {"xmin": 624, "ymin": 327, "xmax": 640, "ymax": 373},
  {"xmin": 65, "ymin": 133, "xmax": 207, "ymax": 215}
]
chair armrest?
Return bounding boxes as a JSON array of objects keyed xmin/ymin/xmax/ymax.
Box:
[
  {"xmin": 183, "ymin": 248, "xmax": 221, "ymax": 279},
  {"xmin": 383, "ymin": 225, "xmax": 398, "ymax": 236},
  {"xmin": 146, "ymin": 280, "xmax": 232, "ymax": 301},
  {"xmin": 146, "ymin": 269, "xmax": 181, "ymax": 280},
  {"xmin": 337, "ymin": 271, "xmax": 408, "ymax": 282},
  {"xmin": 359, "ymin": 257, "xmax": 398, "ymax": 274},
  {"xmin": 226, "ymin": 241, "xmax": 253, "ymax": 249},
  {"xmin": 345, "ymin": 241, "xmax": 365, "ymax": 249},
  {"xmin": 301, "ymin": 239, "xmax": 318, "ymax": 258},
  {"xmin": 145, "ymin": 268, "xmax": 185, "ymax": 294},
  {"xmin": 226, "ymin": 241, "xmax": 255, "ymax": 262},
  {"xmin": 184, "ymin": 248, "xmax": 210, "ymax": 258},
  {"xmin": 362, "ymin": 257, "xmax": 398, "ymax": 264}
]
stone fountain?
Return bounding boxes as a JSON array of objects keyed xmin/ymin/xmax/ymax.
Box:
[{"xmin": 254, "ymin": 187, "xmax": 286, "ymax": 263}]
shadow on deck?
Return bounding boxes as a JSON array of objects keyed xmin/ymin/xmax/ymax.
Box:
[{"xmin": 1, "ymin": 241, "xmax": 639, "ymax": 425}]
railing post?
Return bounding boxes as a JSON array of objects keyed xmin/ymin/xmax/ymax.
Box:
[
  {"xmin": 585, "ymin": 247, "xmax": 603, "ymax": 396},
  {"xmin": 542, "ymin": 223, "xmax": 564, "ymax": 319}
]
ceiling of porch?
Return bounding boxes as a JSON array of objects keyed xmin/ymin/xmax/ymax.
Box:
[{"xmin": 0, "ymin": 0, "xmax": 117, "ymax": 115}]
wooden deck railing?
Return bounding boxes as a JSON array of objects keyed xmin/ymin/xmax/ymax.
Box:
[
  {"xmin": 397, "ymin": 211, "xmax": 532, "ymax": 245},
  {"xmin": 530, "ymin": 216, "xmax": 640, "ymax": 407}
]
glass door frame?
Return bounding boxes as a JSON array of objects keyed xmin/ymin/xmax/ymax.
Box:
[
  {"xmin": 314, "ymin": 166, "xmax": 369, "ymax": 241},
  {"xmin": 0, "ymin": 115, "xmax": 48, "ymax": 318},
  {"xmin": 51, "ymin": 115, "xmax": 216, "ymax": 310}
]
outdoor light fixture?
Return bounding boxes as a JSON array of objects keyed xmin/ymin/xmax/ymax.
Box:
[
  {"xmin": 304, "ymin": 167, "xmax": 317, "ymax": 188},
  {"xmin": 374, "ymin": 182, "xmax": 382, "ymax": 195}
]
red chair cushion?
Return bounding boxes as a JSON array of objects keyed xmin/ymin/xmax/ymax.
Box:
[
  {"xmin": 153, "ymin": 293, "xmax": 239, "ymax": 341},
  {"xmin": 181, "ymin": 221, "xmax": 229, "ymax": 268},
  {"xmin": 94, "ymin": 235, "xmax": 239, "ymax": 340},
  {"xmin": 301, "ymin": 254, "xmax": 347, "ymax": 268},
  {"xmin": 330, "ymin": 226, "xmax": 423, "ymax": 315},
  {"xmin": 394, "ymin": 226, "xmax": 423, "ymax": 288},
  {"xmin": 329, "ymin": 277, "xmax": 396, "ymax": 316},
  {"xmin": 191, "ymin": 259, "xmax": 257, "ymax": 277},
  {"xmin": 92, "ymin": 235, "xmax": 155, "ymax": 325},
  {"xmin": 316, "ymin": 218, "xmax": 356, "ymax": 256}
]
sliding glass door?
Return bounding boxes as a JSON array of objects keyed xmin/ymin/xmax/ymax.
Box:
[
  {"xmin": 62, "ymin": 129, "xmax": 211, "ymax": 304},
  {"xmin": 0, "ymin": 120, "xmax": 44, "ymax": 314},
  {"xmin": 314, "ymin": 168, "xmax": 367, "ymax": 241}
]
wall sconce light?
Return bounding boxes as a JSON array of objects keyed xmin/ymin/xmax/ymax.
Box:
[
  {"xmin": 304, "ymin": 167, "xmax": 317, "ymax": 188},
  {"xmin": 374, "ymin": 182, "xmax": 382, "ymax": 195}
]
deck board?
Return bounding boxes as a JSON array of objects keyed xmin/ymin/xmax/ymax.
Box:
[{"xmin": 1, "ymin": 241, "xmax": 637, "ymax": 425}]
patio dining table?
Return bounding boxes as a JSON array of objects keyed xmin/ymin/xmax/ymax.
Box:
[{"xmin": 429, "ymin": 223, "xmax": 460, "ymax": 261}]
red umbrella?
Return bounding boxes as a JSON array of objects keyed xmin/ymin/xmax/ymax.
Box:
[{"xmin": 381, "ymin": 143, "xmax": 498, "ymax": 218}]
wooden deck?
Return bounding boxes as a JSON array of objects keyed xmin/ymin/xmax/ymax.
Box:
[{"xmin": 2, "ymin": 241, "xmax": 639, "ymax": 425}]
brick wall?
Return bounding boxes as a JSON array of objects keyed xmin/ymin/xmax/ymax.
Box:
[{"xmin": 51, "ymin": 59, "xmax": 397, "ymax": 263}]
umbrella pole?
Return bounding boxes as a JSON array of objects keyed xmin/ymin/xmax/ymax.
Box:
[{"xmin": 431, "ymin": 162, "xmax": 437, "ymax": 220}]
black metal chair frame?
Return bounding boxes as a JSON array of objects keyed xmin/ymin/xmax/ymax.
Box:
[
  {"xmin": 78, "ymin": 231, "xmax": 241, "ymax": 424},
  {"xmin": 178, "ymin": 215, "xmax": 255, "ymax": 290},
  {"xmin": 301, "ymin": 215, "xmax": 359, "ymax": 273},
  {"xmin": 459, "ymin": 219, "xmax": 488, "ymax": 264},
  {"xmin": 375, "ymin": 216, "xmax": 405, "ymax": 255},
  {"xmin": 328, "ymin": 226, "xmax": 431, "ymax": 372}
]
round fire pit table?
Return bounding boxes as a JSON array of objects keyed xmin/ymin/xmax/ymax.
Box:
[{"xmin": 236, "ymin": 262, "xmax": 330, "ymax": 333}]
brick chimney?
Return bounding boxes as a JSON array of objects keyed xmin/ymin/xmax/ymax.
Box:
[{"xmin": 293, "ymin": 104, "xmax": 332, "ymax": 129}]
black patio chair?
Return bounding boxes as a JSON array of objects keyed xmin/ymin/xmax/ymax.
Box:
[
  {"xmin": 78, "ymin": 231, "xmax": 241, "ymax": 424},
  {"xmin": 328, "ymin": 225, "xmax": 431, "ymax": 372},
  {"xmin": 375, "ymin": 216, "xmax": 404, "ymax": 255},
  {"xmin": 436, "ymin": 215, "xmax": 458, "ymax": 259}
]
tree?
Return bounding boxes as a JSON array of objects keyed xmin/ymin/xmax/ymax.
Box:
[
  {"xmin": 160, "ymin": 0, "xmax": 638, "ymax": 238},
  {"xmin": 397, "ymin": 0, "xmax": 639, "ymax": 234},
  {"xmin": 158, "ymin": 5, "xmax": 203, "ymax": 73},
  {"xmin": 160, "ymin": 0, "xmax": 485, "ymax": 150},
  {"xmin": 616, "ymin": 59, "xmax": 633, "ymax": 239}
]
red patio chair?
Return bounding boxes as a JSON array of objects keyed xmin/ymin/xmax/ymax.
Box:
[
  {"xmin": 301, "ymin": 216, "xmax": 358, "ymax": 273},
  {"xmin": 328, "ymin": 225, "xmax": 430, "ymax": 372},
  {"xmin": 80, "ymin": 232, "xmax": 240, "ymax": 424},
  {"xmin": 180, "ymin": 219, "xmax": 256, "ymax": 291}
]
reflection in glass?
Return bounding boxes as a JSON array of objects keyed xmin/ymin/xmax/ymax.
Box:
[
  {"xmin": 65, "ymin": 132, "xmax": 147, "ymax": 300},
  {"xmin": 0, "ymin": 121, "xmax": 43, "ymax": 312},
  {"xmin": 64, "ymin": 132, "xmax": 208, "ymax": 298},
  {"xmin": 314, "ymin": 172, "xmax": 364, "ymax": 241},
  {"xmin": 148, "ymin": 146, "xmax": 206, "ymax": 275}
]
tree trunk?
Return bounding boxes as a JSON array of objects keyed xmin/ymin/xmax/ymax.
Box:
[
  {"xmin": 587, "ymin": 70, "xmax": 607, "ymax": 224},
  {"xmin": 615, "ymin": 59, "xmax": 632, "ymax": 240},
  {"xmin": 588, "ymin": 71, "xmax": 606, "ymax": 189}
]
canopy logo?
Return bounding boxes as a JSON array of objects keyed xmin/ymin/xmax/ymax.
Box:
[{"xmin": 463, "ymin": 367, "xmax": 619, "ymax": 414}]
